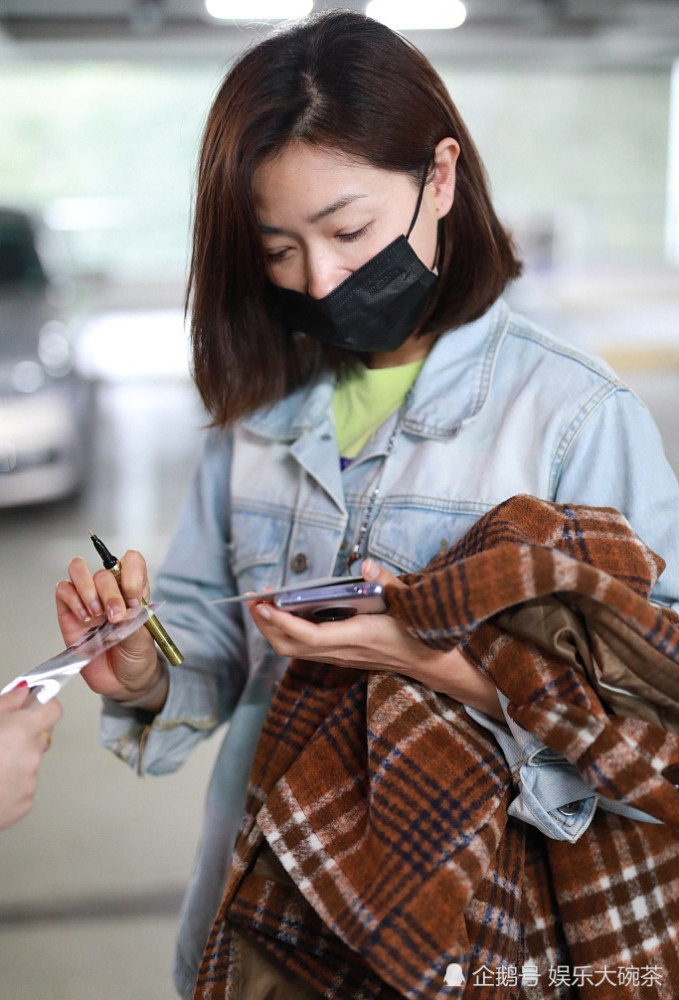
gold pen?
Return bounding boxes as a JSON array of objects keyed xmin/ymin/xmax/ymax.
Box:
[{"xmin": 88, "ymin": 531, "xmax": 184, "ymax": 667}]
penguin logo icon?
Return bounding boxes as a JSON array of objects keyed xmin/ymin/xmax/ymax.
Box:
[{"xmin": 444, "ymin": 963, "xmax": 465, "ymax": 987}]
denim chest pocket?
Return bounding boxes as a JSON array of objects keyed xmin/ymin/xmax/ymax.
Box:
[
  {"xmin": 368, "ymin": 501, "xmax": 490, "ymax": 575},
  {"xmin": 227, "ymin": 509, "xmax": 292, "ymax": 594}
]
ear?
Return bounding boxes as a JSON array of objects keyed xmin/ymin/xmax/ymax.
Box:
[{"xmin": 431, "ymin": 136, "xmax": 459, "ymax": 220}]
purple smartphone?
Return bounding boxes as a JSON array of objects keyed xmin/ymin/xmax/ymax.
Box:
[{"xmin": 274, "ymin": 579, "xmax": 386, "ymax": 622}]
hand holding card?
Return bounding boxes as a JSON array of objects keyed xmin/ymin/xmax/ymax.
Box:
[{"xmin": 1, "ymin": 604, "xmax": 163, "ymax": 704}]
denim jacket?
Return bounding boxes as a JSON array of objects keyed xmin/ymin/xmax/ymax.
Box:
[{"xmin": 100, "ymin": 298, "xmax": 679, "ymax": 999}]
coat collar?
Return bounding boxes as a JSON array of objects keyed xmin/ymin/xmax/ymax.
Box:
[{"xmin": 242, "ymin": 298, "xmax": 510, "ymax": 442}]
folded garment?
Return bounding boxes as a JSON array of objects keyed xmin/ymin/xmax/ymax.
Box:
[{"xmin": 195, "ymin": 495, "xmax": 679, "ymax": 1000}]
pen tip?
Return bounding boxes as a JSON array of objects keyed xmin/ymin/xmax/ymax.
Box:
[{"xmin": 88, "ymin": 530, "xmax": 95, "ymax": 538}]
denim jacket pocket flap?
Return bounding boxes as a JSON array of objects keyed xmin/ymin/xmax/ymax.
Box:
[
  {"xmin": 369, "ymin": 503, "xmax": 486, "ymax": 575},
  {"xmin": 228, "ymin": 510, "xmax": 290, "ymax": 588}
]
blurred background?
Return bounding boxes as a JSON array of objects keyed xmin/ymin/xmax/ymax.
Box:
[{"xmin": 1, "ymin": 1, "xmax": 678, "ymax": 997}]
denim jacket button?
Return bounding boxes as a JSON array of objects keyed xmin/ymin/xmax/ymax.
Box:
[
  {"xmin": 290, "ymin": 552, "xmax": 309, "ymax": 573},
  {"xmin": 558, "ymin": 801, "xmax": 579, "ymax": 816}
]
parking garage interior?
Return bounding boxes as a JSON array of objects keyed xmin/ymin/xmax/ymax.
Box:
[{"xmin": 1, "ymin": 3, "xmax": 679, "ymax": 998}]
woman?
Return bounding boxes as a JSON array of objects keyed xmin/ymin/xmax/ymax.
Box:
[
  {"xmin": 56, "ymin": 11, "xmax": 679, "ymax": 998},
  {"xmin": 0, "ymin": 682, "xmax": 62, "ymax": 830}
]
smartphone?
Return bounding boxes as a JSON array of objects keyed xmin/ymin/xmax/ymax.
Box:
[{"xmin": 274, "ymin": 579, "xmax": 386, "ymax": 622}]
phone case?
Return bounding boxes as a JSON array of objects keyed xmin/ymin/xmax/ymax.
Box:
[
  {"xmin": 212, "ymin": 574, "xmax": 359, "ymax": 605},
  {"xmin": 274, "ymin": 580, "xmax": 386, "ymax": 622}
]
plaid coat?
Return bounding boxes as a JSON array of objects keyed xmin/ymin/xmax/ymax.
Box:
[{"xmin": 194, "ymin": 495, "xmax": 679, "ymax": 1000}]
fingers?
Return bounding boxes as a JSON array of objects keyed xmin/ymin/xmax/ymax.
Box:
[
  {"xmin": 58, "ymin": 556, "xmax": 102, "ymax": 622},
  {"xmin": 249, "ymin": 600, "xmax": 315, "ymax": 635},
  {"xmin": 28, "ymin": 695, "xmax": 63, "ymax": 732},
  {"xmin": 247, "ymin": 563, "xmax": 405, "ymax": 665},
  {"xmin": 57, "ymin": 549, "xmax": 149, "ymax": 626},
  {"xmin": 35, "ymin": 698, "xmax": 63, "ymax": 752},
  {"xmin": 247, "ymin": 600, "xmax": 318, "ymax": 656},
  {"xmin": 116, "ymin": 549, "xmax": 151, "ymax": 606},
  {"xmin": 0, "ymin": 687, "xmax": 61, "ymax": 727},
  {"xmin": 361, "ymin": 558, "xmax": 405, "ymax": 590},
  {"xmin": 248, "ymin": 598, "xmax": 379, "ymax": 660},
  {"xmin": 0, "ymin": 693, "xmax": 63, "ymax": 746},
  {"xmin": 0, "ymin": 683, "xmax": 31, "ymax": 713},
  {"xmin": 22, "ymin": 697, "xmax": 62, "ymax": 753},
  {"xmin": 247, "ymin": 594, "xmax": 435, "ymax": 678},
  {"xmin": 55, "ymin": 546, "xmax": 157, "ymax": 701},
  {"xmin": 0, "ymin": 697, "xmax": 62, "ymax": 829}
]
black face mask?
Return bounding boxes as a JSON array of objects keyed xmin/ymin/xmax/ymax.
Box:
[{"xmin": 269, "ymin": 164, "xmax": 437, "ymax": 354}]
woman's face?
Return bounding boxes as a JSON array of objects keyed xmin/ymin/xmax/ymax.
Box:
[{"xmin": 252, "ymin": 141, "xmax": 458, "ymax": 301}]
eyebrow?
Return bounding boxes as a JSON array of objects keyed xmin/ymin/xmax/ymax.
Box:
[{"xmin": 259, "ymin": 193, "xmax": 368, "ymax": 234}]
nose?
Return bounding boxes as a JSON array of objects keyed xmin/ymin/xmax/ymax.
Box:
[{"xmin": 305, "ymin": 251, "xmax": 344, "ymax": 300}]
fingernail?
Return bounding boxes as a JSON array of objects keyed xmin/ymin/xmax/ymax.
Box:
[
  {"xmin": 90, "ymin": 599, "xmax": 103, "ymax": 616},
  {"xmin": 79, "ymin": 606, "xmax": 92, "ymax": 622},
  {"xmin": 107, "ymin": 602, "xmax": 125, "ymax": 621},
  {"xmin": 15, "ymin": 680, "xmax": 29, "ymax": 689},
  {"xmin": 128, "ymin": 597, "xmax": 141, "ymax": 608},
  {"xmin": 257, "ymin": 604, "xmax": 272, "ymax": 620}
]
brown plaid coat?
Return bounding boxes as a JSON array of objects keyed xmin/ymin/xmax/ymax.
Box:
[{"xmin": 194, "ymin": 495, "xmax": 679, "ymax": 1000}]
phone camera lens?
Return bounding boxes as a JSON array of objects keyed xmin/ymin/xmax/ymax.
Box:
[{"xmin": 311, "ymin": 606, "xmax": 358, "ymax": 622}]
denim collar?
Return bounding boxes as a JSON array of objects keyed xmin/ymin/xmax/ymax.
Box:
[{"xmin": 242, "ymin": 298, "xmax": 510, "ymax": 442}]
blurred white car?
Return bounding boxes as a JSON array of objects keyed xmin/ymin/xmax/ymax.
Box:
[{"xmin": 0, "ymin": 207, "xmax": 92, "ymax": 507}]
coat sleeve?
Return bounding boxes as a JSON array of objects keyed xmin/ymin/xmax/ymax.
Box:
[{"xmin": 100, "ymin": 426, "xmax": 249, "ymax": 776}]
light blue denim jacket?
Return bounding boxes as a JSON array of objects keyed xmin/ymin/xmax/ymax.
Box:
[{"xmin": 100, "ymin": 299, "xmax": 679, "ymax": 999}]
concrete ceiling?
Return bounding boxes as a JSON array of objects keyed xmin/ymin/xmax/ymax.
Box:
[{"xmin": 0, "ymin": 0, "xmax": 678, "ymax": 68}]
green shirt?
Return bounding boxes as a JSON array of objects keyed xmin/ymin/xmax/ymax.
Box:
[{"xmin": 333, "ymin": 359, "xmax": 424, "ymax": 462}]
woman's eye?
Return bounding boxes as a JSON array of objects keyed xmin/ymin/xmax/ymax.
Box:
[
  {"xmin": 266, "ymin": 247, "xmax": 290, "ymax": 262},
  {"xmin": 337, "ymin": 224, "xmax": 370, "ymax": 243}
]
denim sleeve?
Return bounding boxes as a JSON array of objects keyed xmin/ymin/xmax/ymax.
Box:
[
  {"xmin": 554, "ymin": 385, "xmax": 679, "ymax": 612},
  {"xmin": 100, "ymin": 427, "xmax": 248, "ymax": 775},
  {"xmin": 466, "ymin": 695, "xmax": 660, "ymax": 842}
]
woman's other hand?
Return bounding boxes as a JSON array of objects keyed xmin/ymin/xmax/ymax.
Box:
[
  {"xmin": 0, "ymin": 684, "xmax": 63, "ymax": 830},
  {"xmin": 248, "ymin": 558, "xmax": 502, "ymax": 719},
  {"xmin": 55, "ymin": 549, "xmax": 167, "ymax": 711}
]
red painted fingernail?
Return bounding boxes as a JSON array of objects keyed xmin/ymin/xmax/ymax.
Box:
[{"xmin": 15, "ymin": 681, "xmax": 29, "ymax": 689}]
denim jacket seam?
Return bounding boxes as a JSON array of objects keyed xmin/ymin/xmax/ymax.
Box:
[
  {"xmin": 232, "ymin": 499, "xmax": 346, "ymax": 533},
  {"xmin": 403, "ymin": 306, "xmax": 509, "ymax": 438},
  {"xmin": 473, "ymin": 297, "xmax": 510, "ymax": 415},
  {"xmin": 366, "ymin": 495, "xmax": 494, "ymax": 515},
  {"xmin": 231, "ymin": 498, "xmax": 296, "ymax": 517},
  {"xmin": 550, "ymin": 383, "xmax": 623, "ymax": 495},
  {"xmin": 506, "ymin": 324, "xmax": 625, "ymax": 385}
]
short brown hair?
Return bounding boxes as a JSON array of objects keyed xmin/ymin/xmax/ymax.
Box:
[{"xmin": 188, "ymin": 10, "xmax": 521, "ymax": 425}]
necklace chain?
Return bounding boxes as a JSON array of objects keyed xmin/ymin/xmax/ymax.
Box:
[{"xmin": 345, "ymin": 390, "xmax": 411, "ymax": 570}]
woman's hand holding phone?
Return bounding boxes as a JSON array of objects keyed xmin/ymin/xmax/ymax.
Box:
[{"xmin": 249, "ymin": 558, "xmax": 502, "ymax": 719}]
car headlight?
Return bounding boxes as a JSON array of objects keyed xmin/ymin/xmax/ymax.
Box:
[{"xmin": 6, "ymin": 322, "xmax": 74, "ymax": 394}]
